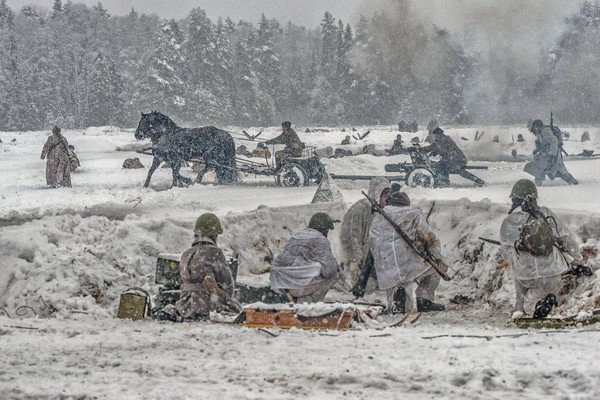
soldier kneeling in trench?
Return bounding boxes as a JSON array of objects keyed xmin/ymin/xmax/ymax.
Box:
[{"xmin": 160, "ymin": 213, "xmax": 242, "ymax": 321}]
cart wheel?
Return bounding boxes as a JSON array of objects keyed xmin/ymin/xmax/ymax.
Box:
[
  {"xmin": 405, "ymin": 168, "xmax": 435, "ymax": 188},
  {"xmin": 276, "ymin": 163, "xmax": 309, "ymax": 187},
  {"xmin": 314, "ymin": 163, "xmax": 326, "ymax": 184}
]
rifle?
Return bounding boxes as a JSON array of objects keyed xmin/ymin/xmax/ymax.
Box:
[
  {"xmin": 352, "ymin": 251, "xmax": 374, "ymax": 299},
  {"xmin": 362, "ymin": 191, "xmax": 451, "ymax": 281},
  {"xmin": 479, "ymin": 232, "xmax": 593, "ymax": 276},
  {"xmin": 426, "ymin": 201, "xmax": 436, "ymax": 223},
  {"xmin": 479, "ymin": 237, "xmax": 501, "ymax": 246},
  {"xmin": 550, "ymin": 111, "xmax": 569, "ymax": 157}
]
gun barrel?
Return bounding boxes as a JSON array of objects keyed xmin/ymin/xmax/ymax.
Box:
[{"xmin": 479, "ymin": 237, "xmax": 501, "ymax": 246}]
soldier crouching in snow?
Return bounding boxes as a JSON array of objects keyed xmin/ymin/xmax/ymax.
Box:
[
  {"xmin": 500, "ymin": 179, "xmax": 582, "ymax": 320},
  {"xmin": 270, "ymin": 212, "xmax": 341, "ymax": 303},
  {"xmin": 161, "ymin": 213, "xmax": 242, "ymax": 321},
  {"xmin": 40, "ymin": 126, "xmax": 71, "ymax": 188},
  {"xmin": 369, "ymin": 184, "xmax": 447, "ymax": 314},
  {"xmin": 417, "ymin": 127, "xmax": 467, "ymax": 186},
  {"xmin": 339, "ymin": 177, "xmax": 390, "ymax": 289}
]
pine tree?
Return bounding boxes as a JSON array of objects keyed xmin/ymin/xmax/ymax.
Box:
[
  {"xmin": 133, "ymin": 19, "xmax": 186, "ymax": 118},
  {"xmin": 86, "ymin": 52, "xmax": 123, "ymax": 126},
  {"xmin": 253, "ymin": 14, "xmax": 280, "ymax": 121},
  {"xmin": 183, "ymin": 8, "xmax": 224, "ymax": 124},
  {"xmin": 52, "ymin": 0, "xmax": 62, "ymax": 19},
  {"xmin": 320, "ymin": 12, "xmax": 337, "ymax": 80}
]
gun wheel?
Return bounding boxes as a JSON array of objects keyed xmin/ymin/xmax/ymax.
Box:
[
  {"xmin": 276, "ymin": 163, "xmax": 309, "ymax": 187},
  {"xmin": 406, "ymin": 168, "xmax": 435, "ymax": 188}
]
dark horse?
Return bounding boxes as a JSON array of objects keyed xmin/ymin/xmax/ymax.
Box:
[{"xmin": 134, "ymin": 111, "xmax": 237, "ymax": 187}]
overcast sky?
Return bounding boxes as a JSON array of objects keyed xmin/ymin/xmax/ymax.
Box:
[{"xmin": 6, "ymin": 0, "xmax": 366, "ymax": 27}]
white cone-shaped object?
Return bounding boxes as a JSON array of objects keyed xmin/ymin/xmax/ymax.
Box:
[{"xmin": 311, "ymin": 172, "xmax": 343, "ymax": 203}]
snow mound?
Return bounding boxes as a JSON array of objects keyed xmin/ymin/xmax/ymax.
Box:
[{"xmin": 311, "ymin": 172, "xmax": 343, "ymax": 203}]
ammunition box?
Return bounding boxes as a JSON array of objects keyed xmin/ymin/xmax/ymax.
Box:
[
  {"xmin": 117, "ymin": 288, "xmax": 150, "ymax": 321},
  {"xmin": 153, "ymin": 289, "xmax": 181, "ymax": 314},
  {"xmin": 155, "ymin": 253, "xmax": 181, "ymax": 290}
]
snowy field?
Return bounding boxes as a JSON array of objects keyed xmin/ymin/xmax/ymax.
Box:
[{"xmin": 1, "ymin": 124, "xmax": 600, "ymax": 399}]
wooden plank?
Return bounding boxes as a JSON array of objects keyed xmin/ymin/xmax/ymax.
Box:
[{"xmin": 243, "ymin": 307, "xmax": 355, "ymax": 330}]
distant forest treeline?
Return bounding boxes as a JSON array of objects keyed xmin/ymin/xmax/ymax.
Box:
[{"xmin": 0, "ymin": 0, "xmax": 599, "ymax": 130}]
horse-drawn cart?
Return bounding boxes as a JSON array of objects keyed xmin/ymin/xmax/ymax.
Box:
[
  {"xmin": 236, "ymin": 146, "xmax": 325, "ymax": 187},
  {"xmin": 137, "ymin": 145, "xmax": 326, "ymax": 187}
]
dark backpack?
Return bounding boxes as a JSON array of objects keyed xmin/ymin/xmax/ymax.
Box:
[
  {"xmin": 549, "ymin": 125, "xmax": 563, "ymax": 147},
  {"xmin": 515, "ymin": 212, "xmax": 557, "ymax": 257}
]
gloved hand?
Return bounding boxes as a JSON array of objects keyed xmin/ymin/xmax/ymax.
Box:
[{"xmin": 435, "ymin": 259, "xmax": 449, "ymax": 273}]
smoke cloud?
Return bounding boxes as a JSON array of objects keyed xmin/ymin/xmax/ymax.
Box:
[{"xmin": 355, "ymin": 0, "xmax": 581, "ymax": 123}]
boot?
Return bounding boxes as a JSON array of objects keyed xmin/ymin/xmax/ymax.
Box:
[
  {"xmin": 391, "ymin": 286, "xmax": 406, "ymax": 315},
  {"xmin": 416, "ymin": 297, "xmax": 445, "ymax": 312},
  {"xmin": 532, "ymin": 293, "xmax": 557, "ymax": 319}
]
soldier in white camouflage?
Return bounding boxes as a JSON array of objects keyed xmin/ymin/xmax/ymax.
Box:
[{"xmin": 500, "ymin": 179, "xmax": 581, "ymax": 319}]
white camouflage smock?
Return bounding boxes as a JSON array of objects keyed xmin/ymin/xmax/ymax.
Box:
[
  {"xmin": 339, "ymin": 177, "xmax": 391, "ymax": 264},
  {"xmin": 270, "ymin": 228, "xmax": 340, "ymax": 291},
  {"xmin": 500, "ymin": 207, "xmax": 581, "ymax": 280},
  {"xmin": 369, "ymin": 205, "xmax": 442, "ymax": 290}
]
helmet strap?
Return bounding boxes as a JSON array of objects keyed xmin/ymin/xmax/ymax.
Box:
[{"xmin": 509, "ymin": 197, "xmax": 523, "ymax": 214}]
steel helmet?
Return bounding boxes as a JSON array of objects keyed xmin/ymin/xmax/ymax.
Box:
[
  {"xmin": 510, "ymin": 179, "xmax": 538, "ymax": 199},
  {"xmin": 308, "ymin": 212, "xmax": 334, "ymax": 230},
  {"xmin": 529, "ymin": 119, "xmax": 544, "ymax": 132},
  {"xmin": 194, "ymin": 213, "xmax": 223, "ymax": 236}
]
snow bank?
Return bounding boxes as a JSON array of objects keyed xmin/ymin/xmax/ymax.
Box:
[{"xmin": 1, "ymin": 125, "xmax": 600, "ymax": 322}]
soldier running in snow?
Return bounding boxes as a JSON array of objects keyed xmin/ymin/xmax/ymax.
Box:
[
  {"xmin": 339, "ymin": 177, "xmax": 390, "ymax": 289},
  {"xmin": 163, "ymin": 213, "xmax": 242, "ymax": 321},
  {"xmin": 524, "ymin": 119, "xmax": 578, "ymax": 186},
  {"xmin": 270, "ymin": 212, "xmax": 341, "ymax": 303},
  {"xmin": 40, "ymin": 126, "xmax": 71, "ymax": 188},
  {"xmin": 369, "ymin": 184, "xmax": 447, "ymax": 314},
  {"xmin": 500, "ymin": 179, "xmax": 582, "ymax": 319}
]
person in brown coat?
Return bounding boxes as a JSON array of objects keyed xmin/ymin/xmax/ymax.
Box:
[
  {"xmin": 418, "ymin": 127, "xmax": 469, "ymax": 187},
  {"xmin": 41, "ymin": 126, "xmax": 71, "ymax": 188},
  {"xmin": 264, "ymin": 121, "xmax": 305, "ymax": 168},
  {"xmin": 174, "ymin": 213, "xmax": 242, "ymax": 321}
]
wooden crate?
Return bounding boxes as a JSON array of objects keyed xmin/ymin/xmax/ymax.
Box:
[{"xmin": 243, "ymin": 306, "xmax": 356, "ymax": 330}]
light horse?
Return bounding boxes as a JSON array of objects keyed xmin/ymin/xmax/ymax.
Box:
[{"xmin": 134, "ymin": 111, "xmax": 237, "ymax": 188}]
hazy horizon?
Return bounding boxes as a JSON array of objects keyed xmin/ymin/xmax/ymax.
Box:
[{"xmin": 5, "ymin": 0, "xmax": 365, "ymax": 27}]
